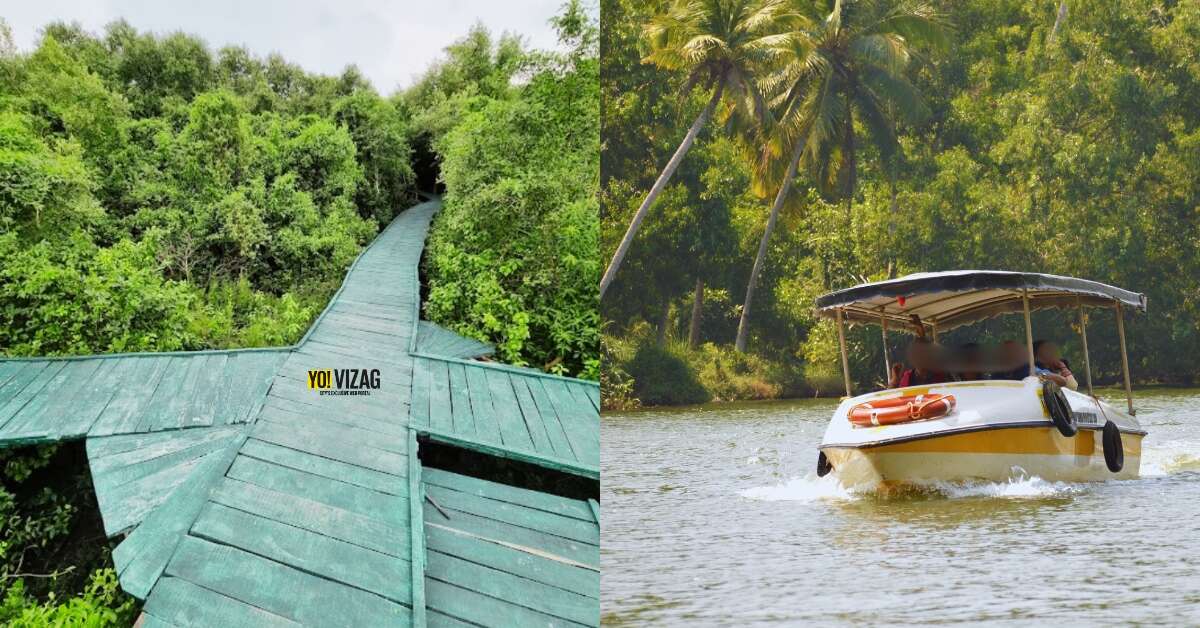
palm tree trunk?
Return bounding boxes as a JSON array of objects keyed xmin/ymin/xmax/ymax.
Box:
[
  {"xmin": 735, "ymin": 138, "xmax": 806, "ymax": 352},
  {"xmin": 657, "ymin": 299, "xmax": 671, "ymax": 344},
  {"xmin": 689, "ymin": 278, "xmax": 704, "ymax": 348},
  {"xmin": 1049, "ymin": 1, "xmax": 1068, "ymax": 45},
  {"xmin": 599, "ymin": 79, "xmax": 726, "ymax": 299}
]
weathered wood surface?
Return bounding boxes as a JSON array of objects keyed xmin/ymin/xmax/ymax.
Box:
[
  {"xmin": 422, "ymin": 467, "xmax": 600, "ymax": 627},
  {"xmin": 410, "ymin": 354, "xmax": 600, "ymax": 476},
  {"xmin": 415, "ymin": 322, "xmax": 493, "ymax": 359},
  {"xmin": 0, "ymin": 197, "xmax": 600, "ymax": 627}
]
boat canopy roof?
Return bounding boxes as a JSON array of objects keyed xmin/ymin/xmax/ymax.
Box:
[{"xmin": 815, "ymin": 270, "xmax": 1146, "ymax": 333}]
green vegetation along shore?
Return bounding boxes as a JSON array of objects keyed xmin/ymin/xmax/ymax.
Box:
[
  {"xmin": 601, "ymin": 0, "xmax": 1200, "ymax": 409},
  {"xmin": 0, "ymin": 3, "xmax": 597, "ymax": 621}
]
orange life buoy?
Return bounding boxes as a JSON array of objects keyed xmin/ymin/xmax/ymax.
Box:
[{"xmin": 848, "ymin": 393, "xmax": 956, "ymax": 427}]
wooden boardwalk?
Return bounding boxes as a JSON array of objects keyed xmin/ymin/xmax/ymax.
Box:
[{"xmin": 0, "ymin": 198, "xmax": 599, "ymax": 627}]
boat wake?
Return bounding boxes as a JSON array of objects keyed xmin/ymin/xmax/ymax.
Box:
[
  {"xmin": 739, "ymin": 474, "xmax": 855, "ymax": 502},
  {"xmin": 742, "ymin": 438, "xmax": 1200, "ymax": 504},
  {"xmin": 1141, "ymin": 439, "xmax": 1200, "ymax": 476},
  {"xmin": 925, "ymin": 476, "xmax": 1081, "ymax": 499},
  {"xmin": 740, "ymin": 473, "xmax": 1081, "ymax": 502}
]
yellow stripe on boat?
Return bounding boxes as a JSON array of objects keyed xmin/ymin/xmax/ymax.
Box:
[{"xmin": 850, "ymin": 425, "xmax": 1141, "ymax": 456}]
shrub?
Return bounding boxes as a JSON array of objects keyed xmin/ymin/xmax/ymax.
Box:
[
  {"xmin": 692, "ymin": 342, "xmax": 781, "ymax": 402},
  {"xmin": 626, "ymin": 342, "xmax": 709, "ymax": 406}
]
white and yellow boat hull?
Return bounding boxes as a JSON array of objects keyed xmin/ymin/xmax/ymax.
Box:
[{"xmin": 819, "ymin": 379, "xmax": 1145, "ymax": 488}]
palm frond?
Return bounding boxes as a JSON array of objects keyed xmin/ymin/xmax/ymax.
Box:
[
  {"xmin": 869, "ymin": 4, "xmax": 951, "ymax": 52},
  {"xmin": 860, "ymin": 65, "xmax": 929, "ymax": 126},
  {"xmin": 849, "ymin": 33, "xmax": 909, "ymax": 75}
]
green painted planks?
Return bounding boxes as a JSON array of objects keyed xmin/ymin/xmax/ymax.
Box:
[
  {"xmin": 510, "ymin": 374, "xmax": 554, "ymax": 456},
  {"xmin": 425, "ymin": 579, "xmax": 587, "ymax": 628},
  {"xmin": 424, "ymin": 524, "xmax": 597, "ymax": 599},
  {"xmin": 540, "ymin": 379, "xmax": 599, "ymax": 466},
  {"xmin": 524, "ymin": 377, "xmax": 577, "ymax": 462},
  {"xmin": 424, "ymin": 483, "xmax": 598, "ymax": 546},
  {"xmin": 96, "ymin": 454, "xmax": 210, "ymax": 537},
  {"xmin": 250, "ymin": 420, "xmax": 407, "ymax": 476},
  {"xmin": 422, "ymin": 503, "xmax": 597, "ymax": 568},
  {"xmin": 240, "ymin": 437, "xmax": 403, "ymax": 494},
  {"xmin": 0, "ymin": 361, "xmax": 50, "ymax": 412},
  {"xmin": 422, "ymin": 467, "xmax": 592, "ymax": 521},
  {"xmin": 144, "ymin": 576, "xmax": 300, "ymax": 627},
  {"xmin": 428, "ymin": 610, "xmax": 478, "ymax": 628},
  {"xmin": 90, "ymin": 357, "xmax": 171, "ymax": 435},
  {"xmin": 464, "ymin": 365, "xmax": 502, "ymax": 444},
  {"xmin": 416, "ymin": 322, "xmax": 493, "ymax": 359},
  {"xmin": 301, "ymin": 338, "xmax": 411, "ymax": 366},
  {"xmin": 484, "ymin": 370, "xmax": 535, "ymax": 452},
  {"xmin": 427, "ymin": 359, "xmax": 453, "ymax": 432},
  {"xmin": 45, "ymin": 358, "xmax": 121, "ymax": 437},
  {"xmin": 0, "ymin": 359, "xmax": 101, "ymax": 440},
  {"xmin": 190, "ymin": 501, "xmax": 412, "ymax": 603},
  {"xmin": 86, "ymin": 425, "xmax": 237, "ymax": 463},
  {"xmin": 408, "ymin": 429, "xmax": 427, "ymax": 627},
  {"xmin": 258, "ymin": 397, "xmax": 405, "ymax": 438},
  {"xmin": 221, "ymin": 352, "xmax": 285, "ymax": 425},
  {"xmin": 0, "ymin": 361, "xmax": 65, "ymax": 432},
  {"xmin": 209, "ymin": 477, "xmax": 409, "ymax": 558},
  {"xmin": 0, "ymin": 361, "xmax": 26, "ymax": 389},
  {"xmin": 411, "ymin": 358, "xmax": 432, "ymax": 427},
  {"xmin": 92, "ymin": 430, "xmax": 236, "ymax": 492},
  {"xmin": 113, "ymin": 432, "xmax": 244, "ymax": 598},
  {"xmin": 426, "ymin": 549, "xmax": 597, "ymax": 626},
  {"xmin": 185, "ymin": 353, "xmax": 229, "ymax": 428},
  {"xmin": 226, "ymin": 455, "xmax": 407, "ymax": 527},
  {"xmin": 164, "ymin": 536, "xmax": 412, "ymax": 626},
  {"xmin": 447, "ymin": 362, "xmax": 474, "ymax": 436},
  {"xmin": 257, "ymin": 406, "xmax": 407, "ymax": 454}
]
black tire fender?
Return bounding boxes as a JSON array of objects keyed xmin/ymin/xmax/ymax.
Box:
[
  {"xmin": 817, "ymin": 451, "xmax": 832, "ymax": 477},
  {"xmin": 1103, "ymin": 420, "xmax": 1124, "ymax": 473},
  {"xmin": 1041, "ymin": 380, "xmax": 1077, "ymax": 437}
]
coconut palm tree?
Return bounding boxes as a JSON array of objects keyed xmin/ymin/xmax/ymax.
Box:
[
  {"xmin": 733, "ymin": 0, "xmax": 948, "ymax": 352},
  {"xmin": 600, "ymin": 0, "xmax": 785, "ymax": 299}
]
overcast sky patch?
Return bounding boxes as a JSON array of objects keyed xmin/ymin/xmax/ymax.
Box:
[{"xmin": 2, "ymin": 0, "xmax": 567, "ymax": 94}]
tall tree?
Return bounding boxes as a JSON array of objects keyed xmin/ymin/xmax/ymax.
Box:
[
  {"xmin": 600, "ymin": 0, "xmax": 783, "ymax": 298},
  {"xmin": 734, "ymin": 0, "xmax": 946, "ymax": 351}
]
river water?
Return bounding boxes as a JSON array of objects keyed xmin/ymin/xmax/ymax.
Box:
[{"xmin": 601, "ymin": 389, "xmax": 1200, "ymax": 625}]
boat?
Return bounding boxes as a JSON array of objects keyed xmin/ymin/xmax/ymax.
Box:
[{"xmin": 813, "ymin": 270, "xmax": 1148, "ymax": 489}]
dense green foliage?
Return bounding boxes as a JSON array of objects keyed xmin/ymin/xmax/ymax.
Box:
[
  {"xmin": 0, "ymin": 445, "xmax": 136, "ymax": 626},
  {"xmin": 603, "ymin": 0, "xmax": 1200, "ymax": 404},
  {"xmin": 409, "ymin": 3, "xmax": 601, "ymax": 378},
  {"xmin": 0, "ymin": 19, "xmax": 416, "ymax": 356},
  {"xmin": 627, "ymin": 340, "xmax": 710, "ymax": 405}
]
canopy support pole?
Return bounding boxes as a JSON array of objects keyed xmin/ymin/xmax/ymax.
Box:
[
  {"xmin": 1116, "ymin": 301, "xmax": 1134, "ymax": 414},
  {"xmin": 1076, "ymin": 297, "xmax": 1093, "ymax": 395},
  {"xmin": 836, "ymin": 308, "xmax": 852, "ymax": 398},
  {"xmin": 931, "ymin": 321, "xmax": 939, "ymax": 344},
  {"xmin": 1022, "ymin": 290, "xmax": 1035, "ymax": 377},
  {"xmin": 880, "ymin": 313, "xmax": 890, "ymax": 383}
]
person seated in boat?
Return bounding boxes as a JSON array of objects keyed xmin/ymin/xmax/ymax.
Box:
[
  {"xmin": 1034, "ymin": 340, "xmax": 1079, "ymax": 390},
  {"xmin": 888, "ymin": 338, "xmax": 950, "ymax": 388},
  {"xmin": 952, "ymin": 342, "xmax": 985, "ymax": 381},
  {"xmin": 992, "ymin": 340, "xmax": 1031, "ymax": 379}
]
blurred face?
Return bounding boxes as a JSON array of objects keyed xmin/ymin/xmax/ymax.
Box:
[
  {"xmin": 1001, "ymin": 342, "xmax": 1024, "ymax": 367},
  {"xmin": 908, "ymin": 342, "xmax": 934, "ymax": 369},
  {"xmin": 1037, "ymin": 342, "xmax": 1061, "ymax": 364},
  {"xmin": 962, "ymin": 347, "xmax": 982, "ymax": 368}
]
